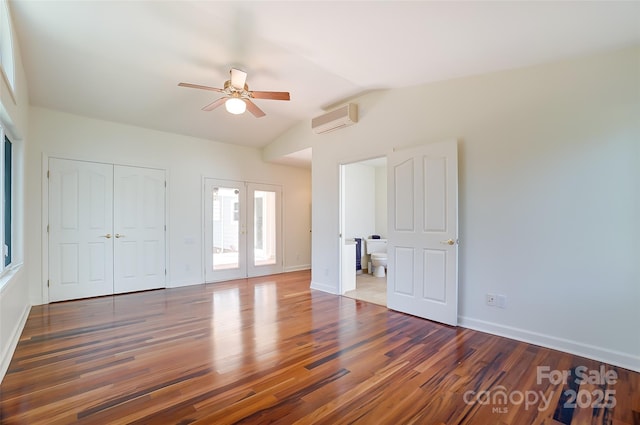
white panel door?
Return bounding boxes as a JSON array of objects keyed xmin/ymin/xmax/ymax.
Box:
[
  {"xmin": 204, "ymin": 178, "xmax": 247, "ymax": 282},
  {"xmin": 247, "ymin": 183, "xmax": 282, "ymax": 277},
  {"xmin": 387, "ymin": 140, "xmax": 458, "ymax": 326},
  {"xmin": 113, "ymin": 166, "xmax": 166, "ymax": 294},
  {"xmin": 49, "ymin": 158, "xmax": 114, "ymax": 302}
]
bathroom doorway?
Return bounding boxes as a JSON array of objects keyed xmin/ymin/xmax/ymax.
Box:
[{"xmin": 339, "ymin": 157, "xmax": 387, "ymax": 306}]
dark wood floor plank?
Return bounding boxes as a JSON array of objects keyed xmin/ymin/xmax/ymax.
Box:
[{"xmin": 1, "ymin": 270, "xmax": 638, "ymax": 425}]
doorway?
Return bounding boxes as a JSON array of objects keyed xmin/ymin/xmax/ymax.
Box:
[
  {"xmin": 340, "ymin": 157, "xmax": 388, "ymax": 306},
  {"xmin": 203, "ymin": 178, "xmax": 282, "ymax": 282},
  {"xmin": 338, "ymin": 140, "xmax": 459, "ymax": 326}
]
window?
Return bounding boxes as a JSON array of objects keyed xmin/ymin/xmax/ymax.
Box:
[
  {"xmin": 0, "ymin": 0, "xmax": 16, "ymax": 92},
  {"xmin": 0, "ymin": 125, "xmax": 12, "ymax": 271}
]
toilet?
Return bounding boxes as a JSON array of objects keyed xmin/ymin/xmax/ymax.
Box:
[{"xmin": 366, "ymin": 238, "xmax": 387, "ymax": 277}]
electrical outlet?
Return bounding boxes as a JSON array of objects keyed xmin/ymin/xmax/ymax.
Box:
[{"xmin": 487, "ymin": 293, "xmax": 507, "ymax": 308}]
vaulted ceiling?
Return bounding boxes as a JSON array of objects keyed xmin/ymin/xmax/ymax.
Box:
[{"xmin": 9, "ymin": 1, "xmax": 640, "ymax": 149}]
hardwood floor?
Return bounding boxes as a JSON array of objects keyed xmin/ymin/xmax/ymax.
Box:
[{"xmin": 1, "ymin": 270, "xmax": 638, "ymax": 424}]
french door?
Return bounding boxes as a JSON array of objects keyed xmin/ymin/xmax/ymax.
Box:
[
  {"xmin": 204, "ymin": 178, "xmax": 282, "ymax": 282},
  {"xmin": 48, "ymin": 158, "xmax": 166, "ymax": 302}
]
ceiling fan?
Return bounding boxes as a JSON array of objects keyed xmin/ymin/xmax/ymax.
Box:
[{"xmin": 178, "ymin": 68, "xmax": 290, "ymax": 118}]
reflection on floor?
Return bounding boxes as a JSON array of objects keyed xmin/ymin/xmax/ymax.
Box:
[{"xmin": 343, "ymin": 271, "xmax": 386, "ymax": 306}]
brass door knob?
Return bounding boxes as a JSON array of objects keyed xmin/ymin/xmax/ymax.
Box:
[
  {"xmin": 440, "ymin": 239, "xmax": 455, "ymax": 245},
  {"xmin": 101, "ymin": 234, "xmax": 112, "ymax": 239},
  {"xmin": 115, "ymin": 233, "xmax": 125, "ymax": 238}
]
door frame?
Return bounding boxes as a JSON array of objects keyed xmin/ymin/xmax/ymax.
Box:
[
  {"xmin": 337, "ymin": 155, "xmax": 387, "ymax": 295},
  {"xmin": 41, "ymin": 152, "xmax": 169, "ymax": 303},
  {"xmin": 201, "ymin": 176, "xmax": 284, "ymax": 283}
]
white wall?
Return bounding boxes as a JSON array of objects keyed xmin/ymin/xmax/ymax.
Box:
[
  {"xmin": 374, "ymin": 165, "xmax": 387, "ymax": 237},
  {"xmin": 272, "ymin": 46, "xmax": 640, "ymax": 371},
  {"xmin": 25, "ymin": 107, "xmax": 312, "ymax": 305},
  {"xmin": 0, "ymin": 1, "xmax": 30, "ymax": 381},
  {"xmin": 344, "ymin": 163, "xmax": 375, "ymax": 241}
]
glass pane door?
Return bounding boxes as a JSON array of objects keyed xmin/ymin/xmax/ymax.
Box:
[
  {"xmin": 204, "ymin": 179, "xmax": 246, "ymax": 282},
  {"xmin": 253, "ymin": 190, "xmax": 276, "ymax": 266},
  {"xmin": 212, "ymin": 186, "xmax": 240, "ymax": 270},
  {"xmin": 204, "ymin": 179, "xmax": 282, "ymax": 282},
  {"xmin": 248, "ymin": 184, "xmax": 282, "ymax": 277}
]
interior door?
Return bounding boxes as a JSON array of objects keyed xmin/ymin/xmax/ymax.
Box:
[
  {"xmin": 49, "ymin": 158, "xmax": 114, "ymax": 302},
  {"xmin": 247, "ymin": 183, "xmax": 282, "ymax": 277},
  {"xmin": 387, "ymin": 140, "xmax": 458, "ymax": 326},
  {"xmin": 113, "ymin": 165, "xmax": 166, "ymax": 293},
  {"xmin": 204, "ymin": 178, "xmax": 247, "ymax": 282}
]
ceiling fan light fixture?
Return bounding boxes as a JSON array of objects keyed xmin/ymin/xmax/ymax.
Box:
[
  {"xmin": 225, "ymin": 97, "xmax": 246, "ymax": 115},
  {"xmin": 179, "ymin": 68, "xmax": 289, "ymax": 117}
]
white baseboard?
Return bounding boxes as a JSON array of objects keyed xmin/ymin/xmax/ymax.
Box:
[
  {"xmin": 167, "ymin": 279, "xmax": 205, "ymax": 288},
  {"xmin": 310, "ymin": 280, "xmax": 339, "ymax": 295},
  {"xmin": 0, "ymin": 303, "xmax": 31, "ymax": 383},
  {"xmin": 284, "ymin": 264, "xmax": 311, "ymax": 273},
  {"xmin": 458, "ymin": 316, "xmax": 640, "ymax": 373}
]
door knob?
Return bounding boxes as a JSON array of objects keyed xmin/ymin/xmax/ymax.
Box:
[
  {"xmin": 115, "ymin": 233, "xmax": 125, "ymax": 238},
  {"xmin": 440, "ymin": 239, "xmax": 455, "ymax": 245},
  {"xmin": 100, "ymin": 234, "xmax": 112, "ymax": 239}
]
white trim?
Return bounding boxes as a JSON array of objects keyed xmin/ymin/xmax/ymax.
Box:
[
  {"xmin": 167, "ymin": 279, "xmax": 204, "ymax": 288},
  {"xmin": 200, "ymin": 175, "xmax": 206, "ymax": 286},
  {"xmin": 41, "ymin": 153, "xmax": 48, "ymax": 303},
  {"xmin": 284, "ymin": 264, "xmax": 311, "ymax": 273},
  {"xmin": 0, "ymin": 261, "xmax": 20, "ymax": 294},
  {"xmin": 0, "ymin": 63, "xmax": 15, "ymax": 105},
  {"xmin": 310, "ymin": 280, "xmax": 339, "ymax": 295},
  {"xmin": 0, "ymin": 301, "xmax": 29, "ymax": 383},
  {"xmin": 458, "ymin": 316, "xmax": 640, "ymax": 373},
  {"xmin": 0, "ymin": 0, "xmax": 16, "ymax": 102}
]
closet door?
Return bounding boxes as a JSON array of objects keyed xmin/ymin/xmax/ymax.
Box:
[
  {"xmin": 49, "ymin": 159, "xmax": 166, "ymax": 302},
  {"xmin": 49, "ymin": 158, "xmax": 114, "ymax": 302},
  {"xmin": 113, "ymin": 165, "xmax": 166, "ymax": 294}
]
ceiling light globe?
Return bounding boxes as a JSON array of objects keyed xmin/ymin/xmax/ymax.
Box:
[{"xmin": 225, "ymin": 98, "xmax": 246, "ymax": 115}]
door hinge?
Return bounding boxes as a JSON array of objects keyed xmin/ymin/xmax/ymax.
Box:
[
  {"xmin": 47, "ymin": 280, "xmax": 50, "ymax": 287},
  {"xmin": 164, "ymin": 269, "xmax": 167, "ymax": 276},
  {"xmin": 164, "ymin": 181, "xmax": 167, "ymax": 188},
  {"xmin": 47, "ymin": 170, "xmax": 50, "ymax": 179},
  {"xmin": 47, "ymin": 224, "xmax": 49, "ymax": 233},
  {"xmin": 164, "ymin": 225, "xmax": 166, "ymax": 231}
]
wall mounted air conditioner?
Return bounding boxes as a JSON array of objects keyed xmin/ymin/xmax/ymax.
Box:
[{"xmin": 311, "ymin": 103, "xmax": 358, "ymax": 134}]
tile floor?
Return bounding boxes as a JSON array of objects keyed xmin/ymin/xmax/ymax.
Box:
[{"xmin": 343, "ymin": 271, "xmax": 387, "ymax": 306}]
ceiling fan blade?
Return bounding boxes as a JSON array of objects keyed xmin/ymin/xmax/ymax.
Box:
[
  {"xmin": 250, "ymin": 91, "xmax": 290, "ymax": 101},
  {"xmin": 230, "ymin": 68, "xmax": 247, "ymax": 90},
  {"xmin": 178, "ymin": 82, "xmax": 224, "ymax": 93},
  {"xmin": 201, "ymin": 97, "xmax": 228, "ymax": 111},
  {"xmin": 244, "ymin": 99, "xmax": 266, "ymax": 118}
]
